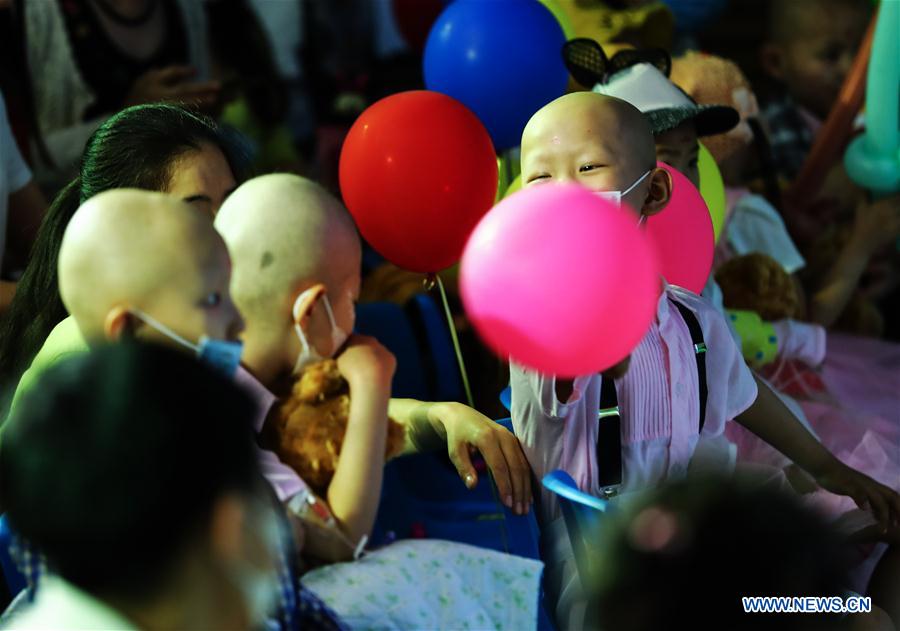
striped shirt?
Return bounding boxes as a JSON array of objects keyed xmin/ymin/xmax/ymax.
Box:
[{"xmin": 511, "ymin": 284, "xmax": 758, "ymax": 526}]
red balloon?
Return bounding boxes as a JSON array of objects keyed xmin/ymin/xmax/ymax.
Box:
[
  {"xmin": 339, "ymin": 91, "xmax": 498, "ymax": 274},
  {"xmin": 644, "ymin": 162, "xmax": 715, "ymax": 294},
  {"xmin": 392, "ymin": 0, "xmax": 445, "ymax": 52}
]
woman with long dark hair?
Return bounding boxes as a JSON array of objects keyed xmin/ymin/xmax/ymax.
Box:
[{"xmin": 0, "ymin": 103, "xmax": 246, "ymax": 411}]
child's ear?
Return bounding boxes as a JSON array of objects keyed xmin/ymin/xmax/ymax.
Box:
[
  {"xmin": 641, "ymin": 167, "xmax": 672, "ymax": 218},
  {"xmin": 291, "ymin": 283, "xmax": 327, "ymax": 332},
  {"xmin": 760, "ymin": 42, "xmax": 786, "ymax": 82},
  {"xmin": 104, "ymin": 306, "xmax": 133, "ymax": 341}
]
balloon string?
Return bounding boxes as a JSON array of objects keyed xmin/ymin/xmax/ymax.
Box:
[
  {"xmin": 431, "ymin": 273, "xmax": 509, "ymax": 553},
  {"xmin": 434, "ymin": 274, "xmax": 475, "ymax": 409}
]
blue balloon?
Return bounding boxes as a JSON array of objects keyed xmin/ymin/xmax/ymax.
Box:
[{"xmin": 424, "ymin": 0, "xmax": 568, "ymax": 151}]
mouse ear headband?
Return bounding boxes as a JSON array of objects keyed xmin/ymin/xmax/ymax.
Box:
[{"xmin": 562, "ymin": 38, "xmax": 672, "ymax": 88}]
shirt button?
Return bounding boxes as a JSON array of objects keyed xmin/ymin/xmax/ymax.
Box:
[{"xmin": 675, "ymin": 382, "xmax": 687, "ymax": 397}]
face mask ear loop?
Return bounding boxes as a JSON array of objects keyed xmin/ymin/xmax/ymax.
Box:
[
  {"xmin": 292, "ymin": 293, "xmax": 314, "ymax": 360},
  {"xmin": 630, "ymin": 170, "xmax": 654, "ymax": 223},
  {"xmin": 623, "ymin": 169, "xmax": 652, "ymax": 197},
  {"xmin": 130, "ymin": 309, "xmax": 199, "ymax": 352},
  {"xmin": 320, "ymin": 293, "xmax": 339, "ymax": 332}
]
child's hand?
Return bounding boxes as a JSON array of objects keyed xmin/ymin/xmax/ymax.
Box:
[
  {"xmin": 814, "ymin": 461, "xmax": 900, "ymax": 533},
  {"xmin": 428, "ymin": 402, "xmax": 533, "ymax": 515},
  {"xmin": 850, "ymin": 194, "xmax": 900, "ymax": 255},
  {"xmin": 336, "ymin": 334, "xmax": 396, "ymax": 389}
]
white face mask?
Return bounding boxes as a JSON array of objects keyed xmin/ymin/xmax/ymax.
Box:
[
  {"xmin": 130, "ymin": 310, "xmax": 243, "ymax": 377},
  {"xmin": 292, "ymin": 287, "xmax": 349, "ymax": 375},
  {"xmin": 594, "ymin": 169, "xmax": 652, "ymax": 207}
]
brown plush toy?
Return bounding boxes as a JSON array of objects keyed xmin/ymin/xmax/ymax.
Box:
[
  {"xmin": 715, "ymin": 253, "xmax": 800, "ymax": 322},
  {"xmin": 269, "ymin": 359, "xmax": 406, "ymax": 496}
]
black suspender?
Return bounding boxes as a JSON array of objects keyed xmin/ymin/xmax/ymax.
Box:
[
  {"xmin": 671, "ymin": 301, "xmax": 708, "ymax": 430},
  {"xmin": 596, "ymin": 377, "xmax": 622, "ymax": 492},
  {"xmin": 595, "ymin": 299, "xmax": 709, "ymax": 490}
]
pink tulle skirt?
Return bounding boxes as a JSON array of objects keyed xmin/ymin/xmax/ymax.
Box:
[{"xmin": 726, "ymin": 333, "xmax": 900, "ymax": 593}]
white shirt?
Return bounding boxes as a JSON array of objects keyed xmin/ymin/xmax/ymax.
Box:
[
  {"xmin": 726, "ymin": 191, "xmax": 806, "ymax": 274},
  {"xmin": 0, "ymin": 92, "xmax": 32, "ymax": 268},
  {"xmin": 4, "ymin": 576, "xmax": 137, "ymax": 630}
]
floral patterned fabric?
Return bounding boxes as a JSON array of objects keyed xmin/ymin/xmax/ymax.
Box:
[{"xmin": 302, "ymin": 539, "xmax": 544, "ymax": 631}]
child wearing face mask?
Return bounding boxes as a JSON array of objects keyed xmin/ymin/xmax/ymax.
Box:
[
  {"xmin": 513, "ymin": 92, "xmax": 900, "ymax": 630},
  {"xmin": 6, "ymin": 189, "xmax": 247, "ymax": 412},
  {"xmin": 1, "ymin": 189, "xmax": 352, "ymax": 629},
  {"xmin": 215, "ymin": 175, "xmax": 545, "ymax": 630}
]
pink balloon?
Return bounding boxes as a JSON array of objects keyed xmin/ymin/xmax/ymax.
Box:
[
  {"xmin": 460, "ymin": 183, "xmax": 660, "ymax": 377},
  {"xmin": 644, "ymin": 162, "xmax": 714, "ymax": 294}
]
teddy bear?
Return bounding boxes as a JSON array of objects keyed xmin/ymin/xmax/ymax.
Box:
[
  {"xmin": 715, "ymin": 252, "xmax": 801, "ymax": 322},
  {"xmin": 269, "ymin": 359, "xmax": 407, "ymax": 496}
]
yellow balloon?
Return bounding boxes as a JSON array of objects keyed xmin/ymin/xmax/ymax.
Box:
[
  {"xmin": 698, "ymin": 143, "xmax": 726, "ymax": 242},
  {"xmin": 503, "ymin": 174, "xmax": 522, "ymax": 199},
  {"xmin": 539, "ymin": 0, "xmax": 575, "ymax": 40},
  {"xmin": 495, "ymin": 157, "xmax": 507, "ymax": 203}
]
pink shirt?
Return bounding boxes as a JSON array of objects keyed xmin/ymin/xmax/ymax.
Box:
[
  {"xmin": 510, "ymin": 285, "xmax": 758, "ymax": 525},
  {"xmin": 233, "ymin": 366, "xmax": 310, "ymax": 502}
]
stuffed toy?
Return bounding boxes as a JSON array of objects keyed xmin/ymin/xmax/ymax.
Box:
[
  {"xmin": 725, "ymin": 310, "xmax": 779, "ymax": 368},
  {"xmin": 555, "ymin": 0, "xmax": 675, "ymax": 52},
  {"xmin": 715, "ymin": 252, "xmax": 800, "ymax": 322},
  {"xmin": 270, "ymin": 359, "xmax": 406, "ymax": 496},
  {"xmin": 670, "ymin": 50, "xmax": 759, "ymax": 167}
]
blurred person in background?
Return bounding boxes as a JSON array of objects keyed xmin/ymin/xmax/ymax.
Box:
[
  {"xmin": 10, "ymin": 0, "xmax": 218, "ymax": 194},
  {"xmin": 0, "ymin": 90, "xmax": 46, "ymax": 314},
  {"xmin": 1, "ymin": 343, "xmax": 282, "ymax": 630},
  {"xmin": 593, "ymin": 476, "xmax": 895, "ymax": 631}
]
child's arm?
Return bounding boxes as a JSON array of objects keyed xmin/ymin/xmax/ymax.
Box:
[
  {"xmin": 389, "ymin": 398, "xmax": 533, "ymax": 515},
  {"xmin": 736, "ymin": 375, "xmax": 900, "ymax": 531},
  {"xmin": 326, "ymin": 334, "xmax": 396, "ymax": 546},
  {"xmin": 808, "ymin": 195, "xmax": 900, "ymax": 328}
]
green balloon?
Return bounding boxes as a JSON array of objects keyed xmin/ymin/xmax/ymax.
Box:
[{"xmin": 698, "ymin": 143, "xmax": 726, "ymax": 242}]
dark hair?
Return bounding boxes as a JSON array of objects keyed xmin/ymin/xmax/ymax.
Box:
[
  {"xmin": 593, "ymin": 476, "xmax": 849, "ymax": 631},
  {"xmin": 0, "ymin": 104, "xmax": 247, "ymax": 415},
  {"xmin": 1, "ymin": 342, "xmax": 259, "ymax": 598}
]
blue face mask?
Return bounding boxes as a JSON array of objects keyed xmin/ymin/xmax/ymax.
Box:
[{"xmin": 131, "ymin": 310, "xmax": 243, "ymax": 378}]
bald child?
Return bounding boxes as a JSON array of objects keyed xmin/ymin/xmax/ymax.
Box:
[
  {"xmin": 215, "ymin": 174, "xmax": 534, "ymax": 559},
  {"xmin": 512, "ymin": 93, "xmax": 900, "ymax": 630},
  {"xmin": 8, "ymin": 189, "xmax": 244, "ymax": 410}
]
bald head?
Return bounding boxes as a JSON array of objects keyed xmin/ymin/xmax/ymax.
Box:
[
  {"xmin": 520, "ymin": 92, "xmax": 673, "ymax": 219},
  {"xmin": 522, "ymin": 93, "xmax": 657, "ymax": 184},
  {"xmin": 59, "ymin": 189, "xmax": 234, "ymax": 341},
  {"xmin": 215, "ymin": 173, "xmax": 360, "ymax": 313},
  {"xmin": 214, "ymin": 174, "xmax": 361, "ymax": 383}
]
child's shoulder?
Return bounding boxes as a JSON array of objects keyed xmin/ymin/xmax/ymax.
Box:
[
  {"xmin": 663, "ymin": 284, "xmax": 735, "ymax": 338},
  {"xmin": 664, "ymin": 284, "xmax": 717, "ymax": 316}
]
